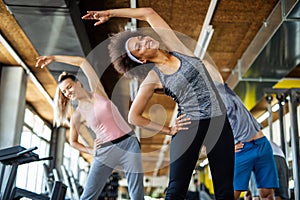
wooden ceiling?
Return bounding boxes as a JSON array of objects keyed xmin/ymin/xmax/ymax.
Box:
[{"xmin": 0, "ymin": 0, "xmax": 283, "ymax": 178}]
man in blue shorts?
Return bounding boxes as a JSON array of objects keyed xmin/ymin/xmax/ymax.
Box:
[
  {"xmin": 218, "ymin": 83, "xmax": 279, "ymax": 200},
  {"xmin": 245, "ymin": 141, "xmax": 289, "ymax": 200},
  {"xmin": 203, "ymin": 59, "xmax": 279, "ymax": 200}
]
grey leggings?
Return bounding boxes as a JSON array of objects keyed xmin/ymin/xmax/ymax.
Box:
[{"xmin": 80, "ymin": 135, "xmax": 144, "ymax": 200}]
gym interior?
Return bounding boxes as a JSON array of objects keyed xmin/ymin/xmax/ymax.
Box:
[{"xmin": 0, "ymin": 0, "xmax": 299, "ymax": 199}]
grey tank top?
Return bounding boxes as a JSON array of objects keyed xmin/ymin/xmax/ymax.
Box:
[
  {"xmin": 214, "ymin": 82, "xmax": 262, "ymax": 143},
  {"xmin": 152, "ymin": 52, "xmax": 225, "ymax": 120}
]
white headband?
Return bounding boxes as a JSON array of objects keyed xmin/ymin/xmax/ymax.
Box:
[{"xmin": 125, "ymin": 38, "xmax": 143, "ymax": 64}]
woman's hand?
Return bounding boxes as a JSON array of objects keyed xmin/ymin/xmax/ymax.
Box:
[
  {"xmin": 82, "ymin": 10, "xmax": 111, "ymax": 26},
  {"xmin": 235, "ymin": 142, "xmax": 244, "ymax": 152},
  {"xmin": 168, "ymin": 114, "xmax": 191, "ymax": 136},
  {"xmin": 35, "ymin": 56, "xmax": 55, "ymax": 68}
]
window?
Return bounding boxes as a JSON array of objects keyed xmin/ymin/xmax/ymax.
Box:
[
  {"xmin": 16, "ymin": 107, "xmax": 90, "ymax": 196},
  {"xmin": 16, "ymin": 108, "xmax": 51, "ymax": 194}
]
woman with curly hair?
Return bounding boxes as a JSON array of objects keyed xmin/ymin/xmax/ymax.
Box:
[{"xmin": 83, "ymin": 7, "xmax": 234, "ymax": 200}]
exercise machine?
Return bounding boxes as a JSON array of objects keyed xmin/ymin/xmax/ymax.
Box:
[{"xmin": 0, "ymin": 145, "xmax": 67, "ymax": 200}]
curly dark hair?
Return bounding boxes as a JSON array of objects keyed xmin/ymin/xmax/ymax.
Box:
[{"xmin": 108, "ymin": 30, "xmax": 154, "ymax": 81}]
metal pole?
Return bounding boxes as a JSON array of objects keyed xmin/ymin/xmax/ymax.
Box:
[
  {"xmin": 266, "ymin": 95, "xmax": 273, "ymax": 140},
  {"xmin": 2, "ymin": 164, "xmax": 18, "ymax": 200},
  {"xmin": 0, "ymin": 165, "xmax": 6, "ymax": 193},
  {"xmin": 276, "ymin": 93, "xmax": 287, "ymax": 156},
  {"xmin": 288, "ymin": 89, "xmax": 300, "ymax": 200}
]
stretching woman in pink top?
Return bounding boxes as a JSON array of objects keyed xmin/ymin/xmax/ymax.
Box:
[{"xmin": 35, "ymin": 55, "xmax": 146, "ymax": 199}]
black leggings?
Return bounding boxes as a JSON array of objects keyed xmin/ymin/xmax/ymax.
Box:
[{"xmin": 165, "ymin": 115, "xmax": 234, "ymax": 200}]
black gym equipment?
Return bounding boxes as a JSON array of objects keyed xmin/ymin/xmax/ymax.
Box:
[
  {"xmin": 98, "ymin": 172, "xmax": 120, "ymax": 200},
  {"xmin": 264, "ymin": 88, "xmax": 300, "ymax": 200},
  {"xmin": 0, "ymin": 145, "xmax": 67, "ymax": 200}
]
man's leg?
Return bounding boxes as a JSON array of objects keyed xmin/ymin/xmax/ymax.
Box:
[{"xmin": 258, "ymin": 188, "xmax": 274, "ymax": 200}]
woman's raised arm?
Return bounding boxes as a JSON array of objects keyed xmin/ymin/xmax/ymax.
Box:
[
  {"xmin": 82, "ymin": 7, "xmax": 194, "ymax": 56},
  {"xmin": 36, "ymin": 55, "xmax": 107, "ymax": 97}
]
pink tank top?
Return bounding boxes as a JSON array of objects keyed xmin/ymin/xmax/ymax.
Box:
[{"xmin": 77, "ymin": 93, "xmax": 132, "ymax": 144}]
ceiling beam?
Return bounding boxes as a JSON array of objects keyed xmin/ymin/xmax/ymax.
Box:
[{"xmin": 0, "ymin": 33, "xmax": 54, "ymax": 107}]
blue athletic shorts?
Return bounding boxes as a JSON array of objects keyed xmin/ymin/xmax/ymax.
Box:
[{"xmin": 234, "ymin": 136, "xmax": 279, "ymax": 191}]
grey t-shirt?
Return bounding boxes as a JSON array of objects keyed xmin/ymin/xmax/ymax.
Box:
[
  {"xmin": 214, "ymin": 82, "xmax": 262, "ymax": 143},
  {"xmin": 153, "ymin": 51, "xmax": 225, "ymax": 120}
]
